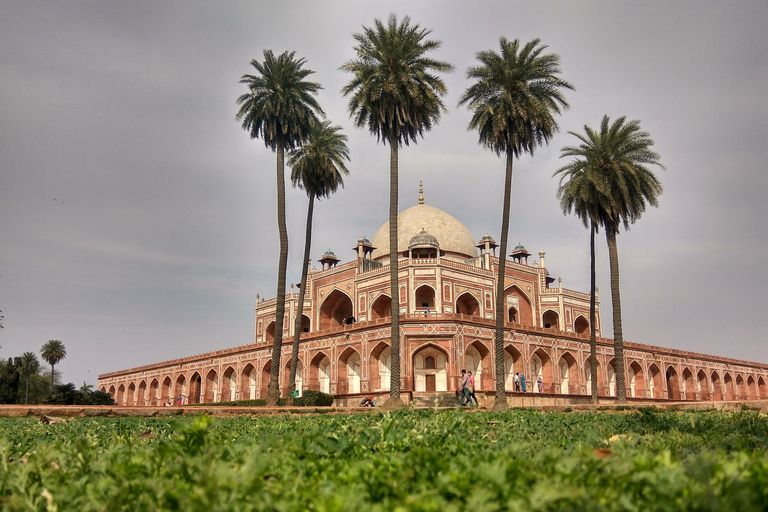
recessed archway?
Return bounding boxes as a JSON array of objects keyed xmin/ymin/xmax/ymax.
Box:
[
  {"xmin": 204, "ymin": 369, "xmax": 218, "ymax": 403},
  {"xmin": 370, "ymin": 294, "xmax": 391, "ymax": 320},
  {"xmin": 530, "ymin": 349, "xmax": 552, "ymax": 393},
  {"xmin": 724, "ymin": 373, "xmax": 735, "ymax": 400},
  {"xmin": 542, "ymin": 310, "xmax": 559, "ymax": 330},
  {"xmin": 711, "ymin": 372, "xmax": 723, "ymax": 401},
  {"xmin": 126, "ymin": 382, "xmax": 136, "ymax": 406},
  {"xmin": 117, "ymin": 384, "xmax": 125, "ymax": 405},
  {"xmin": 137, "ymin": 380, "xmax": 147, "ymax": 406},
  {"xmin": 415, "ymin": 285, "xmax": 435, "ymax": 313},
  {"xmin": 148, "ymin": 379, "xmax": 159, "ymax": 406},
  {"xmin": 161, "ymin": 377, "xmax": 172, "ymax": 405},
  {"xmin": 682, "ymin": 368, "xmax": 694, "ymax": 400},
  {"xmin": 759, "ymin": 377, "xmax": 767, "ymax": 399},
  {"xmin": 629, "ymin": 361, "xmax": 645, "ymax": 398},
  {"xmin": 465, "ymin": 341, "xmax": 491, "ymax": 391},
  {"xmin": 338, "ymin": 348, "xmax": 362, "ymax": 394},
  {"xmin": 585, "ymin": 358, "xmax": 600, "ymax": 397},
  {"xmin": 413, "ymin": 345, "xmax": 448, "ymax": 392},
  {"xmin": 240, "ymin": 364, "xmax": 256, "ymax": 400},
  {"xmin": 455, "ymin": 292, "xmax": 480, "ymax": 317},
  {"xmin": 189, "ymin": 372, "xmax": 202, "ymax": 404},
  {"xmin": 260, "ymin": 362, "xmax": 272, "ymax": 398},
  {"xmin": 221, "ymin": 367, "xmax": 236, "ymax": 402},
  {"xmin": 503, "ymin": 286, "xmax": 533, "ymax": 325},
  {"xmin": 300, "ymin": 315, "xmax": 311, "ymax": 333},
  {"xmin": 265, "ymin": 322, "xmax": 276, "ymax": 344},
  {"xmin": 747, "ymin": 376, "xmax": 756, "ymax": 399},
  {"xmin": 574, "ymin": 315, "xmax": 589, "ymax": 335},
  {"xmin": 310, "ymin": 352, "xmax": 331, "ymax": 394},
  {"xmin": 504, "ymin": 346, "xmax": 522, "ymax": 391},
  {"xmin": 736, "ymin": 375, "xmax": 746, "ymax": 400},
  {"xmin": 558, "ymin": 352, "xmax": 578, "ymax": 394},
  {"xmin": 370, "ymin": 343, "xmax": 391, "ymax": 391},
  {"xmin": 319, "ymin": 290, "xmax": 354, "ymax": 329},
  {"xmin": 666, "ymin": 366, "xmax": 680, "ymax": 400},
  {"xmin": 697, "ymin": 370, "xmax": 710, "ymax": 400},
  {"xmin": 648, "ymin": 364, "xmax": 662, "ymax": 399}
]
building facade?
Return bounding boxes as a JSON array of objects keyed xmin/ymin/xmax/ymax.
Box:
[{"xmin": 99, "ymin": 194, "xmax": 768, "ymax": 405}]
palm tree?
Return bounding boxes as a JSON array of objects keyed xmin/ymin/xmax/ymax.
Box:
[
  {"xmin": 459, "ymin": 38, "xmax": 573, "ymax": 411},
  {"xmin": 41, "ymin": 339, "xmax": 66, "ymax": 391},
  {"xmin": 341, "ymin": 14, "xmax": 453, "ymax": 408},
  {"xmin": 286, "ymin": 120, "xmax": 350, "ymax": 401},
  {"xmin": 18, "ymin": 351, "xmax": 39, "ymax": 404},
  {"xmin": 236, "ymin": 50, "xmax": 324, "ymax": 405},
  {"xmin": 556, "ymin": 115, "xmax": 664, "ymax": 401},
  {"xmin": 554, "ymin": 160, "xmax": 605, "ymax": 403}
]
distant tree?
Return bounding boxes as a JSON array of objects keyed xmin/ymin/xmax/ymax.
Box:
[
  {"xmin": 47, "ymin": 383, "xmax": 78, "ymax": 405},
  {"xmin": 236, "ymin": 50, "xmax": 324, "ymax": 406},
  {"xmin": 86, "ymin": 389, "xmax": 116, "ymax": 406},
  {"xmin": 287, "ymin": 120, "xmax": 350, "ymax": 402},
  {"xmin": 79, "ymin": 381, "xmax": 94, "ymax": 395},
  {"xmin": 41, "ymin": 339, "xmax": 66, "ymax": 391},
  {"xmin": 0, "ymin": 358, "xmax": 20, "ymax": 404},
  {"xmin": 459, "ymin": 38, "xmax": 572, "ymax": 411},
  {"xmin": 18, "ymin": 351, "xmax": 40, "ymax": 404},
  {"xmin": 555, "ymin": 115, "xmax": 663, "ymax": 401},
  {"xmin": 341, "ymin": 14, "xmax": 453, "ymax": 408}
]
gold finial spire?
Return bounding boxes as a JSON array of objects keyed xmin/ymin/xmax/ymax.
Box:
[{"xmin": 419, "ymin": 180, "xmax": 424, "ymax": 205}]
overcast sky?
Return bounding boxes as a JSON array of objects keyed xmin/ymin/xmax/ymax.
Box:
[{"xmin": 1, "ymin": 1, "xmax": 766, "ymax": 387}]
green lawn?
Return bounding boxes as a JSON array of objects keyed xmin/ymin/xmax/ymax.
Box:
[{"xmin": 2, "ymin": 409, "xmax": 768, "ymax": 511}]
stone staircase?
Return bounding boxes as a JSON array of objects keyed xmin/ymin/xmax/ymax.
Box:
[{"xmin": 410, "ymin": 392, "xmax": 461, "ymax": 409}]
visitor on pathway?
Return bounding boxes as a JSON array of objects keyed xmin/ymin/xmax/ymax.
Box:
[
  {"xmin": 177, "ymin": 395, "xmax": 182, "ymax": 406},
  {"xmin": 459, "ymin": 369, "xmax": 471, "ymax": 406},
  {"xmin": 514, "ymin": 372, "xmax": 521, "ymax": 392},
  {"xmin": 467, "ymin": 371, "xmax": 479, "ymax": 406},
  {"xmin": 537, "ymin": 376, "xmax": 543, "ymax": 393},
  {"xmin": 521, "ymin": 374, "xmax": 527, "ymax": 392},
  {"xmin": 360, "ymin": 396, "xmax": 375, "ymax": 407}
]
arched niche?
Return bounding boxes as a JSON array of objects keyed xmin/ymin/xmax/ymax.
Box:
[
  {"xmin": 681, "ymin": 368, "xmax": 694, "ymax": 400},
  {"xmin": 338, "ymin": 348, "xmax": 362, "ymax": 394},
  {"xmin": 629, "ymin": 361, "xmax": 644, "ymax": 398},
  {"xmin": 455, "ymin": 292, "xmax": 480, "ymax": 317},
  {"xmin": 648, "ymin": 364, "xmax": 662, "ymax": 399},
  {"xmin": 370, "ymin": 343, "xmax": 391, "ymax": 391},
  {"xmin": 189, "ymin": 372, "xmax": 202, "ymax": 404},
  {"xmin": 724, "ymin": 373, "xmax": 735, "ymax": 401},
  {"xmin": 711, "ymin": 371, "xmax": 723, "ymax": 401},
  {"xmin": 221, "ymin": 366, "xmax": 236, "ymax": 402},
  {"xmin": 370, "ymin": 294, "xmax": 391, "ymax": 320},
  {"xmin": 465, "ymin": 341, "xmax": 491, "ymax": 391},
  {"xmin": 319, "ymin": 289, "xmax": 354, "ymax": 330},
  {"xmin": 310, "ymin": 353, "xmax": 331, "ymax": 394},
  {"xmin": 697, "ymin": 370, "xmax": 710, "ymax": 400},
  {"xmin": 558, "ymin": 352, "xmax": 578, "ymax": 394},
  {"xmin": 542, "ymin": 310, "xmax": 559, "ymax": 330},
  {"xmin": 413, "ymin": 345, "xmax": 448, "ymax": 392},
  {"xmin": 204, "ymin": 369, "xmax": 218, "ymax": 403},
  {"xmin": 260, "ymin": 361, "xmax": 272, "ymax": 398},
  {"xmin": 126, "ymin": 382, "xmax": 136, "ymax": 406},
  {"xmin": 240, "ymin": 363, "xmax": 257, "ymax": 400},
  {"xmin": 161, "ymin": 377, "xmax": 172, "ymax": 405},
  {"xmin": 415, "ymin": 285, "xmax": 435, "ymax": 312},
  {"xmin": 666, "ymin": 366, "xmax": 680, "ymax": 400},
  {"xmin": 585, "ymin": 358, "xmax": 600, "ymax": 397},
  {"xmin": 503, "ymin": 286, "xmax": 533, "ymax": 325},
  {"xmin": 503, "ymin": 345, "xmax": 522, "ymax": 391},
  {"xmin": 137, "ymin": 380, "xmax": 147, "ymax": 406},
  {"xmin": 574, "ymin": 315, "xmax": 589, "ymax": 335}
]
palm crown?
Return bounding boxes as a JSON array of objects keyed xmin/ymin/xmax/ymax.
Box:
[
  {"xmin": 341, "ymin": 14, "xmax": 454, "ymax": 146},
  {"xmin": 236, "ymin": 50, "xmax": 324, "ymax": 151},
  {"xmin": 459, "ymin": 37, "xmax": 573, "ymax": 157},
  {"xmin": 289, "ymin": 121, "xmax": 350, "ymax": 199}
]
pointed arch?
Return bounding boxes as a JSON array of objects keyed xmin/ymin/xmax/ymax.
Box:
[
  {"xmin": 283, "ymin": 359, "xmax": 304, "ymax": 397},
  {"xmin": 204, "ymin": 369, "xmax": 218, "ymax": 403},
  {"xmin": 503, "ymin": 285, "xmax": 533, "ymax": 325},
  {"xmin": 370, "ymin": 342, "xmax": 391, "ymax": 391},
  {"xmin": 465, "ymin": 340, "xmax": 491, "ymax": 392},
  {"xmin": 414, "ymin": 284, "xmax": 436, "ymax": 312},
  {"xmin": 108, "ymin": 385, "xmax": 116, "ymax": 397},
  {"xmin": 319, "ymin": 289, "xmax": 354, "ymax": 329},
  {"xmin": 747, "ymin": 375, "xmax": 756, "ymax": 400},
  {"xmin": 310, "ymin": 352, "xmax": 331, "ymax": 394},
  {"xmin": 338, "ymin": 347, "xmax": 362, "ymax": 394},
  {"xmin": 711, "ymin": 371, "xmax": 723, "ymax": 401},
  {"xmin": 370, "ymin": 293, "xmax": 392, "ymax": 320},
  {"xmin": 607, "ymin": 359, "xmax": 617, "ymax": 397},
  {"xmin": 697, "ymin": 370, "xmax": 709, "ymax": 400},
  {"xmin": 666, "ymin": 366, "xmax": 680, "ymax": 400},
  {"xmin": 503, "ymin": 345, "xmax": 523, "ymax": 391},
  {"xmin": 125, "ymin": 382, "xmax": 136, "ymax": 406},
  {"xmin": 413, "ymin": 344, "xmax": 449, "ymax": 392},
  {"xmin": 265, "ymin": 321, "xmax": 276, "ymax": 344},
  {"xmin": 260, "ymin": 361, "xmax": 272, "ymax": 398},
  {"xmin": 161, "ymin": 377, "xmax": 172, "ymax": 404},
  {"xmin": 723, "ymin": 373, "xmax": 735, "ymax": 400},
  {"xmin": 530, "ymin": 348, "xmax": 552, "ymax": 393},
  {"xmin": 188, "ymin": 372, "xmax": 202, "ymax": 404},
  {"xmin": 137, "ymin": 380, "xmax": 147, "ymax": 406},
  {"xmin": 300, "ymin": 314, "xmax": 311, "ymax": 333},
  {"xmin": 629, "ymin": 361, "xmax": 644, "ymax": 398},
  {"xmin": 648, "ymin": 364, "xmax": 662, "ymax": 399},
  {"xmin": 220, "ymin": 366, "xmax": 236, "ymax": 402},
  {"xmin": 573, "ymin": 315, "xmax": 589, "ymax": 335},
  {"xmin": 455, "ymin": 292, "xmax": 480, "ymax": 317},
  {"xmin": 736, "ymin": 374, "xmax": 746, "ymax": 400},
  {"xmin": 542, "ymin": 310, "xmax": 559, "ymax": 330},
  {"xmin": 759, "ymin": 376, "xmax": 767, "ymax": 399},
  {"xmin": 585, "ymin": 358, "xmax": 601, "ymax": 397},
  {"xmin": 117, "ymin": 383, "xmax": 126, "ymax": 405},
  {"xmin": 240, "ymin": 363, "xmax": 257, "ymax": 400},
  {"xmin": 558, "ymin": 352, "xmax": 578, "ymax": 394},
  {"xmin": 681, "ymin": 368, "xmax": 694, "ymax": 400}
]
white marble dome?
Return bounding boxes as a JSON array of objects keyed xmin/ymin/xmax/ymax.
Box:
[{"xmin": 370, "ymin": 204, "xmax": 477, "ymax": 261}]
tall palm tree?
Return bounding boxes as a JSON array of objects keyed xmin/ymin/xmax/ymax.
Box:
[
  {"xmin": 287, "ymin": 120, "xmax": 350, "ymax": 401},
  {"xmin": 459, "ymin": 38, "xmax": 573, "ymax": 411},
  {"xmin": 41, "ymin": 339, "xmax": 66, "ymax": 391},
  {"xmin": 18, "ymin": 351, "xmax": 39, "ymax": 404},
  {"xmin": 341, "ymin": 14, "xmax": 453, "ymax": 408},
  {"xmin": 236, "ymin": 50, "xmax": 324, "ymax": 406},
  {"xmin": 556, "ymin": 115, "xmax": 664, "ymax": 401},
  {"xmin": 554, "ymin": 161, "xmax": 605, "ymax": 403}
]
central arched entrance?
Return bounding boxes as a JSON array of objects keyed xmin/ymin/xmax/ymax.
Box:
[{"xmin": 413, "ymin": 345, "xmax": 448, "ymax": 392}]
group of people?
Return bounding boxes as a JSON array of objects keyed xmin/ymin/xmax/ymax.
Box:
[
  {"xmin": 514, "ymin": 372, "xmax": 544, "ymax": 393},
  {"xmin": 458, "ymin": 369, "xmax": 479, "ymax": 407}
]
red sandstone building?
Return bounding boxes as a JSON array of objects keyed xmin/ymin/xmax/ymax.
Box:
[{"xmin": 99, "ymin": 192, "xmax": 768, "ymax": 405}]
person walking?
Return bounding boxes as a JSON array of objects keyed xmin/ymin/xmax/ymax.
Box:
[
  {"xmin": 537, "ymin": 375, "xmax": 543, "ymax": 393},
  {"xmin": 520, "ymin": 373, "xmax": 527, "ymax": 392},
  {"xmin": 458, "ymin": 369, "xmax": 471, "ymax": 406},
  {"xmin": 467, "ymin": 371, "xmax": 479, "ymax": 406},
  {"xmin": 514, "ymin": 372, "xmax": 521, "ymax": 392}
]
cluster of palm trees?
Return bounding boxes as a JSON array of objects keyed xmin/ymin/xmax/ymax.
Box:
[
  {"xmin": 237, "ymin": 14, "xmax": 663, "ymax": 408},
  {"xmin": 0, "ymin": 339, "xmax": 66, "ymax": 404}
]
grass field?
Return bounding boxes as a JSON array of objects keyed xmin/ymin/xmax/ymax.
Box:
[{"xmin": 2, "ymin": 408, "xmax": 768, "ymax": 511}]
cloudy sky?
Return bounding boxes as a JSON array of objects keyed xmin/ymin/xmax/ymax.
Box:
[{"xmin": 2, "ymin": 1, "xmax": 766, "ymax": 387}]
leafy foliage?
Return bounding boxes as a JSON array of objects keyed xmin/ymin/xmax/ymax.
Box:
[{"xmin": 1, "ymin": 410, "xmax": 768, "ymax": 510}]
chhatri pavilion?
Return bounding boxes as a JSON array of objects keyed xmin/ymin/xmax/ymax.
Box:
[{"xmin": 99, "ymin": 186, "xmax": 768, "ymax": 406}]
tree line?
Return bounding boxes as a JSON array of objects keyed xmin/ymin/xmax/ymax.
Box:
[
  {"xmin": 237, "ymin": 14, "xmax": 664, "ymax": 408},
  {"xmin": 0, "ymin": 339, "xmax": 115, "ymax": 405}
]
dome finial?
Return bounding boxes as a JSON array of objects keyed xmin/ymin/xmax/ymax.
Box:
[{"xmin": 419, "ymin": 180, "xmax": 424, "ymax": 205}]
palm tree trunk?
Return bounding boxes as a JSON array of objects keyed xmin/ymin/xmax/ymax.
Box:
[
  {"xmin": 606, "ymin": 228, "xmax": 627, "ymax": 402},
  {"xmin": 51, "ymin": 364, "xmax": 55, "ymax": 391},
  {"xmin": 384, "ymin": 137, "xmax": 405, "ymax": 409},
  {"xmin": 288, "ymin": 191, "xmax": 315, "ymax": 405},
  {"xmin": 267, "ymin": 141, "xmax": 288, "ymax": 406},
  {"xmin": 492, "ymin": 151, "xmax": 514, "ymax": 411},
  {"xmin": 589, "ymin": 221, "xmax": 598, "ymax": 404},
  {"xmin": 25, "ymin": 377, "xmax": 30, "ymax": 404}
]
